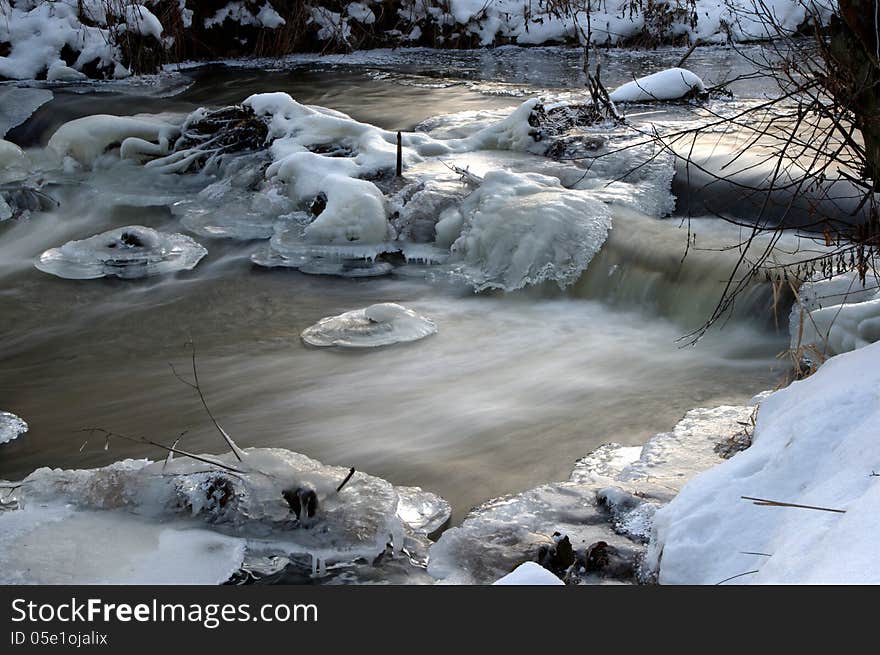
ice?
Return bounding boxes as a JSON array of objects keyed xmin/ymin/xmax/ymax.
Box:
[
  {"xmin": 35, "ymin": 225, "xmax": 207, "ymax": 280},
  {"xmin": 494, "ymin": 562, "xmax": 565, "ymax": 586},
  {"xmin": 443, "ymin": 170, "xmax": 612, "ymax": 291},
  {"xmin": 609, "ymin": 68, "xmax": 706, "ymax": 103},
  {"xmin": 0, "ymin": 87, "xmax": 53, "ymax": 138},
  {"xmin": 301, "ymin": 303, "xmax": 438, "ymax": 348},
  {"xmin": 0, "ymin": 139, "xmax": 29, "ymax": 181},
  {"xmin": 0, "ymin": 410, "xmax": 27, "ymax": 445},
  {"xmin": 1, "ymin": 446, "xmax": 451, "ymax": 583},
  {"xmin": 0, "ymin": 507, "xmax": 245, "ymax": 585},
  {"xmin": 48, "ymin": 114, "xmax": 179, "ymax": 167},
  {"xmin": 647, "ymin": 341, "xmax": 880, "ymax": 584},
  {"xmin": 789, "ymin": 270, "xmax": 880, "ymax": 357},
  {"xmin": 429, "ymin": 405, "xmax": 755, "ymax": 584}
]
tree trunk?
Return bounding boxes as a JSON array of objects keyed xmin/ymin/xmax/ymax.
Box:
[{"xmin": 831, "ymin": 0, "xmax": 880, "ymax": 191}]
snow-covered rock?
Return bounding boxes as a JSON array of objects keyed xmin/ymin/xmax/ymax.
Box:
[
  {"xmin": 301, "ymin": 303, "xmax": 438, "ymax": 348},
  {"xmin": 48, "ymin": 114, "xmax": 179, "ymax": 167},
  {"xmin": 647, "ymin": 341, "xmax": 880, "ymax": 584},
  {"xmin": 35, "ymin": 225, "xmax": 207, "ymax": 279},
  {"xmin": 494, "ymin": 562, "xmax": 565, "ymax": 586},
  {"xmin": 0, "ymin": 411, "xmax": 27, "ymax": 445},
  {"xmin": 790, "ymin": 270, "xmax": 880, "ymax": 358},
  {"xmin": 609, "ymin": 68, "xmax": 706, "ymax": 103}
]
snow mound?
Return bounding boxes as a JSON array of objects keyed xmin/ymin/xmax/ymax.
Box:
[
  {"xmin": 301, "ymin": 303, "xmax": 438, "ymax": 348},
  {"xmin": 0, "ymin": 411, "xmax": 27, "ymax": 445},
  {"xmin": 790, "ymin": 270, "xmax": 880, "ymax": 357},
  {"xmin": 648, "ymin": 342, "xmax": 880, "ymax": 584},
  {"xmin": 48, "ymin": 114, "xmax": 179, "ymax": 167},
  {"xmin": 35, "ymin": 225, "xmax": 207, "ymax": 279},
  {"xmin": 429, "ymin": 405, "xmax": 754, "ymax": 584},
  {"xmin": 494, "ymin": 562, "xmax": 565, "ymax": 586},
  {"xmin": 444, "ymin": 170, "xmax": 612, "ymax": 291},
  {"xmin": 609, "ymin": 68, "xmax": 706, "ymax": 103},
  {"xmin": 2, "ymin": 446, "xmax": 451, "ymax": 584}
]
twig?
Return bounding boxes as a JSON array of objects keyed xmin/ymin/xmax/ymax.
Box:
[
  {"xmin": 715, "ymin": 570, "xmax": 760, "ymax": 585},
  {"xmin": 336, "ymin": 467, "xmax": 356, "ymax": 493},
  {"xmin": 741, "ymin": 496, "xmax": 846, "ymax": 513}
]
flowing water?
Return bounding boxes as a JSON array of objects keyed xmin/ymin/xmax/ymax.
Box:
[{"xmin": 0, "ymin": 45, "xmax": 793, "ymax": 522}]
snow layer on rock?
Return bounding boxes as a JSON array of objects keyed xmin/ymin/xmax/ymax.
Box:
[
  {"xmin": 2, "ymin": 446, "xmax": 450, "ymax": 583},
  {"xmin": 609, "ymin": 68, "xmax": 706, "ymax": 103},
  {"xmin": 301, "ymin": 303, "xmax": 438, "ymax": 348},
  {"xmin": 444, "ymin": 170, "xmax": 612, "ymax": 291},
  {"xmin": 429, "ymin": 405, "xmax": 754, "ymax": 584},
  {"xmin": 0, "ymin": 410, "xmax": 27, "ymax": 445},
  {"xmin": 494, "ymin": 561, "xmax": 565, "ymax": 586},
  {"xmin": 35, "ymin": 225, "xmax": 207, "ymax": 279},
  {"xmin": 0, "ymin": 87, "xmax": 52, "ymax": 137},
  {"xmin": 790, "ymin": 270, "xmax": 880, "ymax": 357},
  {"xmin": 0, "ymin": 139, "xmax": 29, "ymax": 182},
  {"xmin": 648, "ymin": 342, "xmax": 880, "ymax": 584},
  {"xmin": 48, "ymin": 114, "xmax": 179, "ymax": 167}
]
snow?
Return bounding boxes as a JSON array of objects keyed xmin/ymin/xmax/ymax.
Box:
[
  {"xmin": 609, "ymin": 68, "xmax": 706, "ymax": 103},
  {"xmin": 647, "ymin": 341, "xmax": 880, "ymax": 584},
  {"xmin": 0, "ymin": 410, "xmax": 27, "ymax": 445},
  {"xmin": 301, "ymin": 303, "xmax": 438, "ymax": 348},
  {"xmin": 0, "ymin": 87, "xmax": 52, "ymax": 137},
  {"xmin": 790, "ymin": 270, "xmax": 880, "ymax": 357},
  {"xmin": 1, "ymin": 446, "xmax": 451, "ymax": 583},
  {"xmin": 47, "ymin": 114, "xmax": 179, "ymax": 167},
  {"xmin": 35, "ymin": 225, "xmax": 207, "ymax": 279},
  {"xmin": 444, "ymin": 170, "xmax": 612, "ymax": 291},
  {"xmin": 122, "ymin": 5, "xmax": 163, "ymax": 40},
  {"xmin": 494, "ymin": 561, "xmax": 565, "ymax": 586},
  {"xmin": 256, "ymin": 3, "xmax": 286, "ymax": 29}
]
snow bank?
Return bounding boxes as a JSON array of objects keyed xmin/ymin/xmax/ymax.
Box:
[
  {"xmin": 609, "ymin": 68, "xmax": 706, "ymax": 103},
  {"xmin": 790, "ymin": 270, "xmax": 880, "ymax": 357},
  {"xmin": 0, "ymin": 1, "xmax": 165, "ymax": 81},
  {"xmin": 429, "ymin": 405, "xmax": 754, "ymax": 584},
  {"xmin": 301, "ymin": 303, "xmax": 438, "ymax": 348},
  {"xmin": 647, "ymin": 342, "xmax": 880, "ymax": 584},
  {"xmin": 35, "ymin": 225, "xmax": 207, "ymax": 279},
  {"xmin": 0, "ymin": 410, "xmax": 27, "ymax": 445},
  {"xmin": 1, "ymin": 446, "xmax": 451, "ymax": 584}
]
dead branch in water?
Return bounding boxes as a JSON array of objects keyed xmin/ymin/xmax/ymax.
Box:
[
  {"xmin": 80, "ymin": 427, "xmax": 245, "ymax": 474},
  {"xmin": 169, "ymin": 339, "xmax": 243, "ymax": 461}
]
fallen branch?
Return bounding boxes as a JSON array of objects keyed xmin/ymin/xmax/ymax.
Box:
[{"xmin": 741, "ymin": 496, "xmax": 846, "ymax": 513}]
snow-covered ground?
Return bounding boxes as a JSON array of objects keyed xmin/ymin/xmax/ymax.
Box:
[
  {"xmin": 647, "ymin": 338, "xmax": 880, "ymax": 583},
  {"xmin": 0, "ymin": 1, "xmax": 835, "ymax": 81}
]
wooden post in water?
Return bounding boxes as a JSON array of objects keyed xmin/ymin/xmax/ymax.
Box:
[{"xmin": 396, "ymin": 131, "xmax": 403, "ymax": 177}]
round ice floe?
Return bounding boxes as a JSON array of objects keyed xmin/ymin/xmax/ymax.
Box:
[
  {"xmin": 35, "ymin": 226, "xmax": 207, "ymax": 279},
  {"xmin": 301, "ymin": 303, "xmax": 437, "ymax": 348},
  {"xmin": 0, "ymin": 411, "xmax": 28, "ymax": 445}
]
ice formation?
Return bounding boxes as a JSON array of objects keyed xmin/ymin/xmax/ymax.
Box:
[
  {"xmin": 443, "ymin": 170, "xmax": 612, "ymax": 291},
  {"xmin": 429, "ymin": 404, "xmax": 755, "ymax": 584},
  {"xmin": 0, "ymin": 411, "xmax": 27, "ymax": 445},
  {"xmin": 0, "ymin": 447, "xmax": 451, "ymax": 584},
  {"xmin": 0, "ymin": 87, "xmax": 52, "ymax": 138},
  {"xmin": 647, "ymin": 341, "xmax": 880, "ymax": 584},
  {"xmin": 301, "ymin": 303, "xmax": 438, "ymax": 348},
  {"xmin": 789, "ymin": 270, "xmax": 880, "ymax": 357},
  {"xmin": 35, "ymin": 225, "xmax": 207, "ymax": 279},
  {"xmin": 48, "ymin": 115, "xmax": 179, "ymax": 167},
  {"xmin": 609, "ymin": 68, "xmax": 706, "ymax": 103}
]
